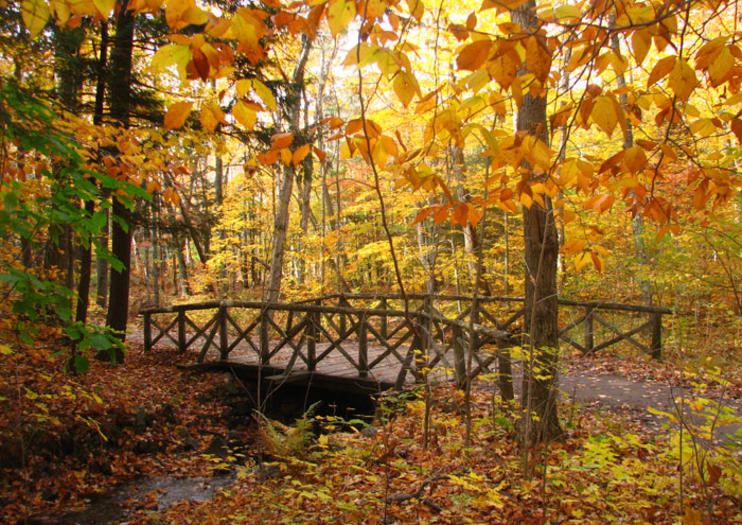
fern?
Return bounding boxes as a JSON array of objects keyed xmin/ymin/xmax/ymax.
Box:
[{"xmin": 255, "ymin": 401, "xmax": 321, "ymax": 459}]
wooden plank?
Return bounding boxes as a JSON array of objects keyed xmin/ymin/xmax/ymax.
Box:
[{"xmin": 591, "ymin": 318, "xmax": 652, "ymax": 354}]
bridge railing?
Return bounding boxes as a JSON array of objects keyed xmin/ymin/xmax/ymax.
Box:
[
  {"xmin": 298, "ymin": 294, "xmax": 670, "ymax": 359},
  {"xmin": 140, "ymin": 295, "xmax": 671, "ymax": 387}
]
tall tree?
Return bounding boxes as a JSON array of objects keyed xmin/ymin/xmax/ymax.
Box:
[
  {"xmin": 513, "ymin": 0, "xmax": 563, "ymax": 444},
  {"xmin": 104, "ymin": 4, "xmax": 136, "ymax": 356},
  {"xmin": 266, "ymin": 35, "xmax": 312, "ymax": 303}
]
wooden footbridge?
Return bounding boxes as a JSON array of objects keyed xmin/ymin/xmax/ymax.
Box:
[{"xmin": 141, "ymin": 294, "xmax": 670, "ymax": 393}]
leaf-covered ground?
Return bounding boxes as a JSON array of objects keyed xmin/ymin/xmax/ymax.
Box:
[{"xmin": 1, "ymin": 332, "xmax": 740, "ymax": 524}]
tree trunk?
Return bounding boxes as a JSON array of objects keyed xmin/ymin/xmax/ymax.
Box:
[
  {"xmin": 94, "ymin": 22, "xmax": 109, "ymax": 309},
  {"xmin": 75, "ymin": 200, "xmax": 95, "ymax": 325},
  {"xmin": 96, "ymin": 208, "xmax": 110, "ymax": 308},
  {"xmin": 266, "ymin": 36, "xmax": 312, "ymax": 303},
  {"xmin": 103, "ymin": 4, "xmax": 136, "ymax": 358},
  {"xmin": 267, "ymin": 163, "xmax": 295, "ymax": 303},
  {"xmin": 513, "ymin": 0, "xmax": 563, "ymax": 445}
]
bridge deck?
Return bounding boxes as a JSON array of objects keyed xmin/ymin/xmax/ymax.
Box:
[{"xmin": 161, "ymin": 332, "xmax": 462, "ymax": 390}]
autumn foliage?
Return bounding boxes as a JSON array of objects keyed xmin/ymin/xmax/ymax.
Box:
[{"xmin": 1, "ymin": 0, "xmax": 742, "ymax": 521}]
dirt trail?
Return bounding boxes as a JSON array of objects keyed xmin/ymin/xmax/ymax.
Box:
[
  {"xmin": 126, "ymin": 326, "xmax": 742, "ymax": 443},
  {"xmin": 556, "ymin": 367, "xmax": 742, "ymax": 443}
]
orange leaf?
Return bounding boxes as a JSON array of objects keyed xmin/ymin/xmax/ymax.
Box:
[
  {"xmin": 524, "ymin": 35, "xmax": 551, "ymax": 83},
  {"xmin": 433, "ymin": 205, "xmax": 450, "ymax": 224},
  {"xmin": 647, "ymin": 55, "xmax": 676, "ymax": 88},
  {"xmin": 731, "ymin": 119, "xmax": 742, "ymax": 144},
  {"xmin": 622, "ymin": 146, "xmax": 647, "ymax": 173},
  {"xmin": 456, "ymin": 40, "xmax": 492, "ymax": 71},
  {"xmin": 164, "ymin": 101, "xmax": 193, "ymax": 129},
  {"xmin": 411, "ymin": 207, "xmax": 434, "ymax": 225},
  {"xmin": 292, "ymin": 143, "xmax": 311, "ymax": 166},
  {"xmin": 271, "ymin": 132, "xmax": 294, "ymax": 149},
  {"xmin": 313, "ymin": 146, "xmax": 327, "ymax": 162}
]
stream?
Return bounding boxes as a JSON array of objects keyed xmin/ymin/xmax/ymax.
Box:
[{"xmin": 49, "ymin": 473, "xmax": 236, "ymax": 524}]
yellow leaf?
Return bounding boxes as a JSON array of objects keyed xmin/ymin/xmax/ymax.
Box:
[
  {"xmin": 292, "ymin": 144, "xmax": 311, "ymax": 166},
  {"xmin": 232, "ymin": 12, "xmax": 258, "ymax": 49},
  {"xmin": 0, "ymin": 344, "xmax": 13, "ymax": 355},
  {"xmin": 146, "ymin": 180, "xmax": 161, "ymax": 193},
  {"xmin": 252, "ymin": 79, "xmax": 277, "ymax": 111},
  {"xmin": 165, "ymin": 0, "xmax": 189, "ymax": 30},
  {"xmin": 184, "ymin": 5, "xmax": 207, "ymax": 26},
  {"xmin": 150, "ymin": 44, "xmax": 191, "ymax": 74},
  {"xmin": 164, "ymin": 101, "xmax": 192, "ymax": 129},
  {"xmin": 456, "ymin": 40, "xmax": 492, "ymax": 71},
  {"xmin": 554, "ymin": 5, "xmax": 580, "ymax": 20},
  {"xmin": 22, "ymin": 0, "xmax": 50, "ymax": 39},
  {"xmin": 405, "ymin": 0, "xmax": 423, "ymax": 21},
  {"xmin": 392, "ymin": 71, "xmax": 419, "ymax": 107},
  {"xmin": 669, "ymin": 58, "xmax": 697, "ymax": 100},
  {"xmin": 707, "ymin": 47, "xmax": 734, "ymax": 86},
  {"xmin": 574, "ymin": 251, "xmax": 591, "ymax": 271},
  {"xmin": 631, "ymin": 29, "xmax": 651, "ymax": 66},
  {"xmin": 280, "ymin": 148, "xmax": 292, "ymax": 165},
  {"xmin": 50, "ymin": 0, "xmax": 70, "ymax": 25},
  {"xmin": 235, "ymin": 79, "xmax": 251, "ymax": 97},
  {"xmin": 694, "ymin": 36, "xmax": 727, "ymax": 70},
  {"xmin": 233, "ymin": 100, "xmax": 256, "ymax": 130},
  {"xmin": 327, "ymin": 0, "xmax": 356, "ymax": 38},
  {"xmin": 93, "ymin": 0, "xmax": 114, "ymax": 17},
  {"xmin": 591, "ymin": 96, "xmax": 617, "ymax": 137},
  {"xmin": 200, "ymin": 103, "xmax": 225, "ymax": 132},
  {"xmin": 164, "ymin": 187, "xmax": 180, "ymax": 204}
]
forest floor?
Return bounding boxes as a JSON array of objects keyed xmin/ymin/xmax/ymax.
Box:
[{"xmin": 1, "ymin": 324, "xmax": 741, "ymax": 524}]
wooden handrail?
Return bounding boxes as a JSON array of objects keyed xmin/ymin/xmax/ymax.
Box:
[
  {"xmin": 141, "ymin": 294, "xmax": 671, "ymax": 316},
  {"xmin": 141, "ymin": 293, "xmax": 670, "ymax": 378}
]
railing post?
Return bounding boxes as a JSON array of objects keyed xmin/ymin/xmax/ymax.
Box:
[
  {"xmin": 584, "ymin": 308, "xmax": 594, "ymax": 354},
  {"xmin": 143, "ymin": 312, "xmax": 151, "ymax": 352},
  {"xmin": 177, "ymin": 310, "xmax": 186, "ymax": 353},
  {"xmin": 358, "ymin": 314, "xmax": 368, "ymax": 378},
  {"xmin": 307, "ymin": 307, "xmax": 318, "ymax": 372},
  {"xmin": 453, "ymin": 325, "xmax": 466, "ymax": 389},
  {"xmin": 260, "ymin": 310, "xmax": 269, "ymax": 365},
  {"xmin": 219, "ymin": 305, "xmax": 228, "ymax": 360},
  {"xmin": 380, "ymin": 298, "xmax": 388, "ymax": 339},
  {"xmin": 338, "ymin": 296, "xmax": 347, "ymax": 335},
  {"xmin": 650, "ymin": 312, "xmax": 662, "ymax": 359}
]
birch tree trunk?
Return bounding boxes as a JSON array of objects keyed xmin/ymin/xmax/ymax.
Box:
[{"xmin": 266, "ymin": 36, "xmax": 311, "ymax": 303}]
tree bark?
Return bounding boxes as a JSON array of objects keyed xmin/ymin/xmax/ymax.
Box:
[
  {"xmin": 513, "ymin": 0, "xmax": 563, "ymax": 445},
  {"xmin": 103, "ymin": 5, "xmax": 136, "ymax": 358},
  {"xmin": 266, "ymin": 36, "xmax": 311, "ymax": 303}
]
